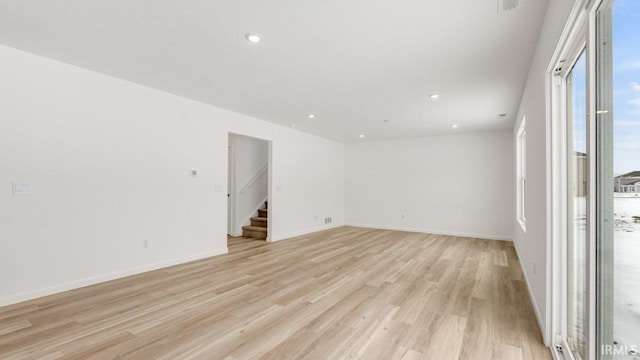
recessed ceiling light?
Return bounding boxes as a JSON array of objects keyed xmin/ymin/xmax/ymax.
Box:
[
  {"xmin": 451, "ymin": 124, "xmax": 459, "ymax": 128},
  {"xmin": 245, "ymin": 33, "xmax": 262, "ymax": 43},
  {"xmin": 429, "ymin": 94, "xmax": 440, "ymax": 100},
  {"xmin": 307, "ymin": 114, "xmax": 315, "ymax": 119},
  {"xmin": 359, "ymin": 134, "xmax": 365, "ymax": 138}
]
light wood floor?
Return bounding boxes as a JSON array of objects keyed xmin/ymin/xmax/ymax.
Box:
[{"xmin": 0, "ymin": 227, "xmax": 551, "ymax": 360}]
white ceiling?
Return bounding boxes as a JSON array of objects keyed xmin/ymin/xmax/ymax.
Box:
[{"xmin": 0, "ymin": 0, "xmax": 548, "ymax": 143}]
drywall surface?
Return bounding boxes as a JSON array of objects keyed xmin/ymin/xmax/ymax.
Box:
[
  {"xmin": 512, "ymin": 0, "xmax": 575, "ymax": 344},
  {"xmin": 345, "ymin": 131, "xmax": 514, "ymax": 241},
  {"xmin": 0, "ymin": 45, "xmax": 344, "ymax": 306},
  {"xmin": 231, "ymin": 134, "xmax": 268, "ymax": 192}
]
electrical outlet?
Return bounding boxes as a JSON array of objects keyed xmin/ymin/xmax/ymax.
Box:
[
  {"xmin": 142, "ymin": 240, "xmax": 149, "ymax": 249},
  {"xmin": 324, "ymin": 217, "xmax": 332, "ymax": 224},
  {"xmin": 401, "ymin": 213, "xmax": 406, "ymax": 220}
]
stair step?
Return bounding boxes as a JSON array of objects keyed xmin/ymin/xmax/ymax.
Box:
[
  {"xmin": 257, "ymin": 208, "xmax": 268, "ymax": 217},
  {"xmin": 242, "ymin": 225, "xmax": 267, "ymax": 239},
  {"xmin": 250, "ymin": 217, "xmax": 267, "ymax": 227},
  {"xmin": 242, "ymin": 225, "xmax": 266, "ymax": 232}
]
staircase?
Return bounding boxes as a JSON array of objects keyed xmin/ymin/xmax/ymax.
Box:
[{"xmin": 242, "ymin": 207, "xmax": 268, "ymax": 240}]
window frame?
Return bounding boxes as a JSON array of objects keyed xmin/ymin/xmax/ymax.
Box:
[
  {"xmin": 547, "ymin": 0, "xmax": 616, "ymax": 359},
  {"xmin": 517, "ymin": 118, "xmax": 527, "ymax": 232},
  {"xmin": 547, "ymin": 2, "xmax": 590, "ymax": 360}
]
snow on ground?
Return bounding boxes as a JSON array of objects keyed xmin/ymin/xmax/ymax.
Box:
[{"xmin": 614, "ymin": 197, "xmax": 640, "ymax": 355}]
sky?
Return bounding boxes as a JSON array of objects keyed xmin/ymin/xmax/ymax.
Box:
[
  {"xmin": 571, "ymin": 50, "xmax": 587, "ymax": 158},
  {"xmin": 612, "ymin": 0, "xmax": 640, "ymax": 175}
]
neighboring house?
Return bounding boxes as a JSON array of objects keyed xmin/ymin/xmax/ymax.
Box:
[
  {"xmin": 572, "ymin": 151, "xmax": 587, "ymax": 197},
  {"xmin": 614, "ymin": 171, "xmax": 640, "ymax": 193}
]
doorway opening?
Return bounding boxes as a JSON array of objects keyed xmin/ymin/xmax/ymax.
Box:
[{"xmin": 227, "ymin": 133, "xmax": 271, "ymax": 249}]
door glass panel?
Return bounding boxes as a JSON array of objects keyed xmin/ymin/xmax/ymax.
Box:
[
  {"xmin": 597, "ymin": 0, "xmax": 640, "ymax": 358},
  {"xmin": 567, "ymin": 49, "xmax": 588, "ymax": 360}
]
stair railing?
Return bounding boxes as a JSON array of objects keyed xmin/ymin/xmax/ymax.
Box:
[{"xmin": 240, "ymin": 164, "xmax": 268, "ymax": 194}]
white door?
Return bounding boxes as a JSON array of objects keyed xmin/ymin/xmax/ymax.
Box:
[{"xmin": 227, "ymin": 143, "xmax": 234, "ymax": 235}]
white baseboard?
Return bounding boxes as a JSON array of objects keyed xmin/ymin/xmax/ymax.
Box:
[
  {"xmin": 269, "ymin": 223, "xmax": 344, "ymax": 242},
  {"xmin": 522, "ymin": 265, "xmax": 546, "ymax": 344},
  {"xmin": 514, "ymin": 243, "xmax": 547, "ymax": 346},
  {"xmin": 0, "ymin": 247, "xmax": 228, "ymax": 308},
  {"xmin": 344, "ymin": 223, "xmax": 513, "ymax": 242}
]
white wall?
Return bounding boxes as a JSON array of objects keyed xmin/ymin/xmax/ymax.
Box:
[
  {"xmin": 0, "ymin": 45, "xmax": 344, "ymax": 306},
  {"xmin": 345, "ymin": 131, "xmax": 514, "ymax": 240},
  {"xmin": 512, "ymin": 0, "xmax": 575, "ymax": 344},
  {"xmin": 231, "ymin": 134, "xmax": 268, "ymax": 191},
  {"xmin": 229, "ymin": 133, "xmax": 269, "ymax": 236}
]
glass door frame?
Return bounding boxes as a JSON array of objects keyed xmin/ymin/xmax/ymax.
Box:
[
  {"xmin": 565, "ymin": 46, "xmax": 590, "ymax": 360},
  {"xmin": 547, "ymin": 0, "xmax": 604, "ymax": 359},
  {"xmin": 594, "ymin": 0, "xmax": 615, "ymax": 356}
]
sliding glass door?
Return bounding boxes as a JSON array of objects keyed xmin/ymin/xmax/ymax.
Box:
[
  {"xmin": 596, "ymin": 1, "xmax": 640, "ymax": 358},
  {"xmin": 554, "ymin": 1, "xmax": 640, "ymax": 359},
  {"xmin": 567, "ymin": 49, "xmax": 588, "ymax": 360}
]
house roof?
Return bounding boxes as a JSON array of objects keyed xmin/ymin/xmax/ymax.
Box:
[{"xmin": 616, "ymin": 171, "xmax": 640, "ymax": 179}]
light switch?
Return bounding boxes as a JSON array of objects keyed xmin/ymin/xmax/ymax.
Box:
[
  {"xmin": 12, "ymin": 181, "xmax": 31, "ymax": 195},
  {"xmin": 214, "ymin": 184, "xmax": 223, "ymax": 192}
]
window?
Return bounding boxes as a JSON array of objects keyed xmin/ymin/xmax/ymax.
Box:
[{"xmin": 516, "ymin": 118, "xmax": 526, "ymax": 232}]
